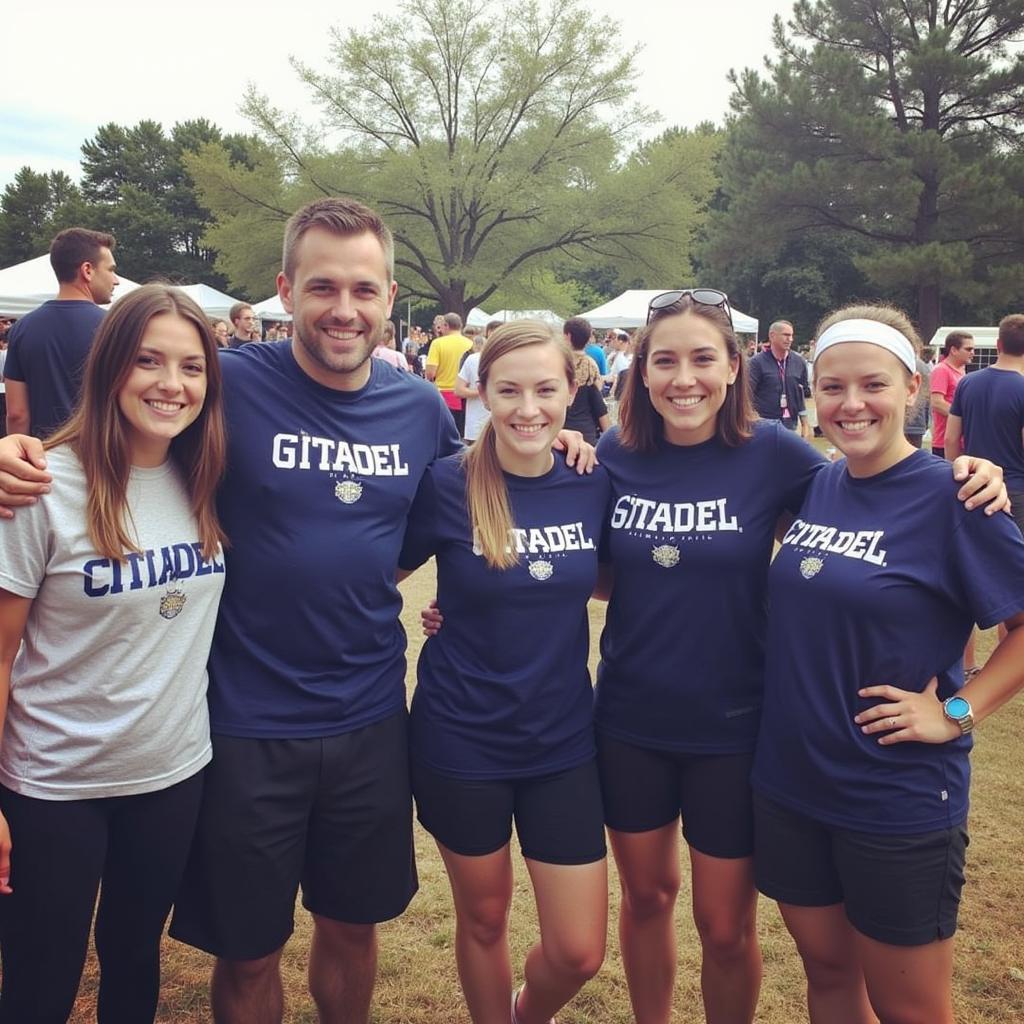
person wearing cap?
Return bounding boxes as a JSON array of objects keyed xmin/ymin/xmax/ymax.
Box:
[{"xmin": 752, "ymin": 304, "xmax": 1024, "ymax": 1024}]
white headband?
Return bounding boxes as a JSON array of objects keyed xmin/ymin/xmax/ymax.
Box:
[{"xmin": 814, "ymin": 319, "xmax": 917, "ymax": 375}]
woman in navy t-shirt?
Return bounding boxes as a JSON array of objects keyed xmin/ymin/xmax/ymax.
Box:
[
  {"xmin": 752, "ymin": 306, "xmax": 1024, "ymax": 1024},
  {"xmin": 593, "ymin": 290, "xmax": 824, "ymax": 1024},
  {"xmin": 400, "ymin": 322, "xmax": 611, "ymax": 1024},
  {"xmin": 590, "ymin": 292, "xmax": 1008, "ymax": 1024}
]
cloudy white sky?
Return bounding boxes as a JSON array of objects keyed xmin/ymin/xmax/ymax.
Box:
[{"xmin": 3, "ymin": 0, "xmax": 794, "ymax": 190}]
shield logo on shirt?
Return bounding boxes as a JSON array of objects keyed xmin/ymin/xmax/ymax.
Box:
[
  {"xmin": 335, "ymin": 479, "xmax": 363, "ymax": 504},
  {"xmin": 651, "ymin": 544, "xmax": 680, "ymax": 568},
  {"xmin": 159, "ymin": 586, "xmax": 187, "ymax": 620},
  {"xmin": 799, "ymin": 556, "xmax": 824, "ymax": 579},
  {"xmin": 528, "ymin": 559, "xmax": 554, "ymax": 581}
]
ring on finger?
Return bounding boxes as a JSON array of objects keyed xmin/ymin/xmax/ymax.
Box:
[{"xmin": 889, "ymin": 717, "xmax": 898, "ymax": 728}]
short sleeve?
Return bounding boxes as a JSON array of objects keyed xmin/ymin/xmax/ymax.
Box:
[
  {"xmin": 457, "ymin": 356, "xmax": 476, "ymax": 387},
  {"xmin": 426, "ymin": 340, "xmax": 440, "ymax": 367},
  {"xmin": 2, "ymin": 330, "xmax": 24, "ymax": 381},
  {"xmin": 774, "ymin": 425, "xmax": 828, "ymax": 515},
  {"xmin": 949, "ymin": 501, "xmax": 1024, "ymax": 629},
  {"xmin": 585, "ymin": 384, "xmax": 607, "ymax": 420},
  {"xmin": 0, "ymin": 499, "xmax": 51, "ymax": 599},
  {"xmin": 399, "ymin": 465, "xmax": 441, "ymax": 572}
]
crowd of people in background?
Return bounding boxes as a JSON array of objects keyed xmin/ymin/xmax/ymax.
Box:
[{"xmin": 0, "ymin": 208, "xmax": 1022, "ymax": 1024}]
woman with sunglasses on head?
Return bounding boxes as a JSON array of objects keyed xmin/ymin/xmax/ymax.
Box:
[
  {"xmin": 0, "ymin": 284, "xmax": 227, "ymax": 1024},
  {"xmin": 751, "ymin": 306, "xmax": 1024, "ymax": 1024},
  {"xmin": 591, "ymin": 290, "xmax": 1007, "ymax": 1024},
  {"xmin": 399, "ymin": 321, "xmax": 610, "ymax": 1024}
]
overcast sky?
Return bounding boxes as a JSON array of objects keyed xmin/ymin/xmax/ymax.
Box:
[{"xmin": 3, "ymin": 0, "xmax": 793, "ymax": 190}]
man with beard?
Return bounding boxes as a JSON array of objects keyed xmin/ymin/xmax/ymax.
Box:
[
  {"xmin": 0, "ymin": 196, "xmax": 593, "ymax": 1024},
  {"xmin": 165, "ymin": 198, "xmax": 459, "ymax": 1023}
]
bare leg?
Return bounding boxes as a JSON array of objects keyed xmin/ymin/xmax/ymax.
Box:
[
  {"xmin": 515, "ymin": 857, "xmax": 607, "ymax": 1024},
  {"xmin": 854, "ymin": 931, "xmax": 954, "ymax": 1024},
  {"xmin": 689, "ymin": 848, "xmax": 762, "ymax": 1024},
  {"xmin": 778, "ymin": 903, "xmax": 877, "ymax": 1024},
  {"xmin": 308, "ymin": 916, "xmax": 377, "ymax": 1024},
  {"xmin": 438, "ymin": 842, "xmax": 515, "ymax": 1024},
  {"xmin": 211, "ymin": 949, "xmax": 285, "ymax": 1024},
  {"xmin": 608, "ymin": 823, "xmax": 680, "ymax": 1024}
]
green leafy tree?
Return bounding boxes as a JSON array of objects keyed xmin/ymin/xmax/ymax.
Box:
[
  {"xmin": 188, "ymin": 0, "xmax": 717, "ymax": 313},
  {"xmin": 707, "ymin": 0, "xmax": 1024, "ymax": 340},
  {"xmin": 0, "ymin": 168, "xmax": 89, "ymax": 265},
  {"xmin": 80, "ymin": 119, "xmax": 256, "ymax": 286}
]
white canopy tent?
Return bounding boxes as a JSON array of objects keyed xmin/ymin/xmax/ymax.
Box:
[
  {"xmin": 252, "ymin": 294, "xmax": 292, "ymax": 322},
  {"xmin": 579, "ymin": 290, "xmax": 759, "ymax": 335},
  {"xmin": 176, "ymin": 283, "xmax": 243, "ymax": 321},
  {"xmin": 0, "ymin": 254, "xmax": 141, "ymax": 316},
  {"xmin": 465, "ymin": 306, "xmax": 492, "ymax": 329},
  {"xmin": 490, "ymin": 308, "xmax": 565, "ymax": 327}
]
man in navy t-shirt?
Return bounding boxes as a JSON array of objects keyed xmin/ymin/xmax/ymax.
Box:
[
  {"xmin": 164, "ymin": 198, "xmax": 464, "ymax": 1024},
  {"xmin": 945, "ymin": 313, "xmax": 1024, "ymax": 537},
  {"xmin": 3, "ymin": 228, "xmax": 118, "ymax": 438}
]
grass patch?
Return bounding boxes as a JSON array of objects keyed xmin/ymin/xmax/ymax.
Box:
[{"xmin": 63, "ymin": 561, "xmax": 1024, "ymax": 1022}]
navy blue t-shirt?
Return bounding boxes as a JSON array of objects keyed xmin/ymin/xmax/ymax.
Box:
[
  {"xmin": 400, "ymin": 454, "xmax": 611, "ymax": 778},
  {"xmin": 3, "ymin": 300, "xmax": 104, "ymax": 437},
  {"xmin": 208, "ymin": 343, "xmax": 462, "ymax": 737},
  {"xmin": 594, "ymin": 421, "xmax": 824, "ymax": 753},
  {"xmin": 753, "ymin": 451, "xmax": 1024, "ymax": 833},
  {"xmin": 950, "ymin": 367, "xmax": 1024, "ymax": 493}
]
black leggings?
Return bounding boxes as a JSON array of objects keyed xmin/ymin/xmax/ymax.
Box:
[{"xmin": 0, "ymin": 772, "xmax": 204, "ymax": 1024}]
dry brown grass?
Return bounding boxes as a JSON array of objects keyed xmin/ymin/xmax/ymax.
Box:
[{"xmin": 66, "ymin": 561, "xmax": 1024, "ymax": 1022}]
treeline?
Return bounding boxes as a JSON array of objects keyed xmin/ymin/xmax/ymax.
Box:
[{"xmin": 3, "ymin": 0, "xmax": 1022, "ymax": 336}]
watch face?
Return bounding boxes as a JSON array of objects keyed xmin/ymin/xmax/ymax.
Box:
[{"xmin": 946, "ymin": 696, "xmax": 970, "ymax": 718}]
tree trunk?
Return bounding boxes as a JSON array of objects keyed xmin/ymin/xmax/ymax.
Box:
[{"xmin": 916, "ymin": 282, "xmax": 941, "ymax": 346}]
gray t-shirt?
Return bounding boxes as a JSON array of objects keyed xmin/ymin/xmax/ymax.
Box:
[{"xmin": 0, "ymin": 445, "xmax": 224, "ymax": 799}]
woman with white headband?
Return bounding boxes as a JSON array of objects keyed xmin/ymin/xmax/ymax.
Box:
[{"xmin": 751, "ymin": 304, "xmax": 1024, "ymax": 1024}]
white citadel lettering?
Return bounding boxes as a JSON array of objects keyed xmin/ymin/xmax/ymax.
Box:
[
  {"xmin": 472, "ymin": 522, "xmax": 596, "ymax": 557},
  {"xmin": 782, "ymin": 518, "xmax": 887, "ymax": 565},
  {"xmin": 609, "ymin": 495, "xmax": 739, "ymax": 533},
  {"xmin": 272, "ymin": 433, "xmax": 409, "ymax": 476}
]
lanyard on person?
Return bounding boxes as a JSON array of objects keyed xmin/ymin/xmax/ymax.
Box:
[{"xmin": 775, "ymin": 354, "xmax": 791, "ymax": 416}]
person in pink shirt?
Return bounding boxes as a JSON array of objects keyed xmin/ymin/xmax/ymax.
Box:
[
  {"xmin": 372, "ymin": 320, "xmax": 409, "ymax": 371},
  {"xmin": 930, "ymin": 332, "xmax": 974, "ymax": 458}
]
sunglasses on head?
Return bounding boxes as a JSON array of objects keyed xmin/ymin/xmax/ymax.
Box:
[{"xmin": 647, "ymin": 288, "xmax": 732, "ymax": 325}]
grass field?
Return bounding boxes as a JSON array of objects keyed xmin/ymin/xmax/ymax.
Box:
[{"xmin": 66, "ymin": 559, "xmax": 1024, "ymax": 1023}]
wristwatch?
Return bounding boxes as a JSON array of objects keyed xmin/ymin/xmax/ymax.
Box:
[{"xmin": 943, "ymin": 695, "xmax": 975, "ymax": 735}]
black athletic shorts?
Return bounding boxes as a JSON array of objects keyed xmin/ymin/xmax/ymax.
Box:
[
  {"xmin": 412, "ymin": 757, "xmax": 606, "ymax": 865},
  {"xmin": 169, "ymin": 711, "xmax": 418, "ymax": 960},
  {"xmin": 597, "ymin": 734, "xmax": 754, "ymax": 859},
  {"xmin": 753, "ymin": 792, "xmax": 968, "ymax": 947}
]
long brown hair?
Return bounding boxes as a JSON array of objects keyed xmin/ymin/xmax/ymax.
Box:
[
  {"xmin": 463, "ymin": 321, "xmax": 574, "ymax": 569},
  {"xmin": 47, "ymin": 284, "xmax": 227, "ymax": 561},
  {"xmin": 619, "ymin": 297, "xmax": 754, "ymax": 451}
]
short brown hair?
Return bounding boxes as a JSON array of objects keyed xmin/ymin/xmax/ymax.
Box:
[
  {"xmin": 229, "ymin": 302, "xmax": 253, "ymax": 327},
  {"xmin": 282, "ymin": 197, "xmax": 395, "ymax": 282},
  {"xmin": 619, "ymin": 298, "xmax": 753, "ymax": 452},
  {"xmin": 50, "ymin": 228, "xmax": 115, "ymax": 284},
  {"xmin": 563, "ymin": 317, "xmax": 592, "ymax": 350},
  {"xmin": 942, "ymin": 330, "xmax": 973, "ymax": 357},
  {"xmin": 998, "ymin": 314, "xmax": 1024, "ymax": 357}
]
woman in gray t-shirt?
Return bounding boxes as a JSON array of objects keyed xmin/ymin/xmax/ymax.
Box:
[{"xmin": 0, "ymin": 284, "xmax": 227, "ymax": 1022}]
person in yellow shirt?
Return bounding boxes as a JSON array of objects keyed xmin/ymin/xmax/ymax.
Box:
[{"xmin": 426, "ymin": 313, "xmax": 473, "ymax": 434}]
